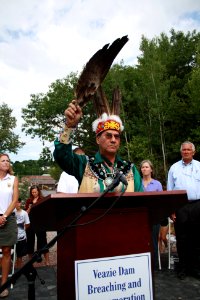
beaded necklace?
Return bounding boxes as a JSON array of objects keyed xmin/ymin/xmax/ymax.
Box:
[{"xmin": 88, "ymin": 156, "xmax": 132, "ymax": 187}]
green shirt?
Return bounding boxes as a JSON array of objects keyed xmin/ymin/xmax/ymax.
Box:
[{"xmin": 54, "ymin": 138, "xmax": 143, "ymax": 192}]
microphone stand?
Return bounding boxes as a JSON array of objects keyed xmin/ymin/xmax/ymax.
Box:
[{"xmin": 0, "ymin": 173, "xmax": 126, "ymax": 300}]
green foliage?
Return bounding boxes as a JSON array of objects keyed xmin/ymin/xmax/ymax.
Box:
[
  {"xmin": 38, "ymin": 147, "xmax": 53, "ymax": 173},
  {"xmin": 49, "ymin": 163, "xmax": 62, "ymax": 182},
  {"xmin": 0, "ymin": 103, "xmax": 25, "ymax": 153},
  {"xmin": 13, "ymin": 160, "xmax": 44, "ymax": 177},
  {"xmin": 21, "ymin": 72, "xmax": 78, "ymax": 141},
  {"xmin": 19, "ymin": 179, "xmax": 30, "ymax": 208}
]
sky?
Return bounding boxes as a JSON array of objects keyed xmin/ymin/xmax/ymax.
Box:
[{"xmin": 0, "ymin": 0, "xmax": 200, "ymax": 162}]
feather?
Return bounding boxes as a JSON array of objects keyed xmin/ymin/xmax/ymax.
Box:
[
  {"xmin": 111, "ymin": 87, "xmax": 122, "ymax": 115},
  {"xmin": 93, "ymin": 86, "xmax": 111, "ymax": 117},
  {"xmin": 75, "ymin": 35, "xmax": 129, "ymax": 107}
]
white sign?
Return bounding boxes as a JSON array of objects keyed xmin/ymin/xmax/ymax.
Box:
[{"xmin": 75, "ymin": 252, "xmax": 153, "ymax": 300}]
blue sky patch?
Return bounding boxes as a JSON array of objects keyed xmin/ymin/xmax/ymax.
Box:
[
  {"xmin": 5, "ymin": 28, "xmax": 35, "ymax": 40},
  {"xmin": 182, "ymin": 11, "xmax": 200, "ymax": 23}
]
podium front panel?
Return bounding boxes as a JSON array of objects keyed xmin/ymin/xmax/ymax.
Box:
[{"xmin": 57, "ymin": 207, "xmax": 152, "ymax": 299}]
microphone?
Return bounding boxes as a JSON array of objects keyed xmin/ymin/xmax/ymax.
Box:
[
  {"xmin": 119, "ymin": 173, "xmax": 128, "ymax": 187},
  {"xmin": 105, "ymin": 172, "xmax": 128, "ymax": 192}
]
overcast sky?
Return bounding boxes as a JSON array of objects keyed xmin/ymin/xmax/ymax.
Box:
[{"xmin": 0, "ymin": 0, "xmax": 200, "ymax": 162}]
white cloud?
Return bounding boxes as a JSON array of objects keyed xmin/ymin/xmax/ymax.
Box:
[{"xmin": 0, "ymin": 0, "xmax": 200, "ymax": 161}]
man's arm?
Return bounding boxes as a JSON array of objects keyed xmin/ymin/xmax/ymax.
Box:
[
  {"xmin": 25, "ymin": 224, "xmax": 30, "ymax": 230},
  {"xmin": 167, "ymin": 166, "xmax": 174, "ymax": 191},
  {"xmin": 54, "ymin": 139, "xmax": 87, "ymax": 184},
  {"xmin": 167, "ymin": 166, "xmax": 176, "ymax": 222},
  {"xmin": 64, "ymin": 100, "xmax": 82, "ymax": 127},
  {"xmin": 56, "ymin": 100, "xmax": 82, "ymax": 146},
  {"xmin": 24, "ymin": 210, "xmax": 30, "ymax": 230},
  {"xmin": 53, "ymin": 100, "xmax": 87, "ymax": 184}
]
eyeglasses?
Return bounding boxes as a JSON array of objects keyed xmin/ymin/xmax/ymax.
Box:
[{"xmin": 104, "ymin": 132, "xmax": 121, "ymax": 140}]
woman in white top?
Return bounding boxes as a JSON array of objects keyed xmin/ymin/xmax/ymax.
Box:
[{"xmin": 0, "ymin": 153, "xmax": 18, "ymax": 298}]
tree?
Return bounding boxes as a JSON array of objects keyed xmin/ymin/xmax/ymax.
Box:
[
  {"xmin": 21, "ymin": 73, "xmax": 78, "ymax": 142},
  {"xmin": 187, "ymin": 42, "xmax": 200, "ymax": 157},
  {"xmin": 49, "ymin": 163, "xmax": 62, "ymax": 182},
  {"xmin": 134, "ymin": 35, "xmax": 170, "ymax": 175},
  {"xmin": 38, "ymin": 146, "xmax": 54, "ymax": 172},
  {"xmin": 13, "ymin": 160, "xmax": 44, "ymax": 177},
  {"xmin": 164, "ymin": 29, "xmax": 200, "ymax": 155},
  {"xmin": 130, "ymin": 29, "xmax": 200, "ymax": 175},
  {"xmin": 21, "ymin": 71, "xmax": 103, "ymax": 155},
  {"xmin": 19, "ymin": 179, "xmax": 30, "ymax": 208},
  {"xmin": 0, "ymin": 103, "xmax": 25, "ymax": 153}
]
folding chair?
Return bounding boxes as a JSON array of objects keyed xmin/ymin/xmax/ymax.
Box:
[
  {"xmin": 158, "ymin": 218, "xmax": 177, "ymax": 270},
  {"xmin": 10, "ymin": 244, "xmax": 17, "ymax": 288},
  {"xmin": 167, "ymin": 218, "xmax": 177, "ymax": 269}
]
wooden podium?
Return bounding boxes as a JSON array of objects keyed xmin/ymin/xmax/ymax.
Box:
[{"xmin": 30, "ymin": 190, "xmax": 188, "ymax": 300}]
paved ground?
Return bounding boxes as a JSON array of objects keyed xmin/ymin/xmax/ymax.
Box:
[
  {"xmin": 1, "ymin": 233, "xmax": 200, "ymax": 299},
  {"xmin": 5, "ymin": 261, "xmax": 200, "ymax": 300},
  {"xmin": 155, "ymin": 268, "xmax": 200, "ymax": 300},
  {"xmin": 4, "ymin": 266, "xmax": 57, "ymax": 300},
  {"xmin": 0, "ymin": 232, "xmax": 57, "ymax": 299}
]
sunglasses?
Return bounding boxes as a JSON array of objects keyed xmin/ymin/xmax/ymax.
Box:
[{"xmin": 104, "ymin": 132, "xmax": 121, "ymax": 140}]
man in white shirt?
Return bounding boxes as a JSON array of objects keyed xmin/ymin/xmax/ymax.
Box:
[
  {"xmin": 57, "ymin": 172, "xmax": 79, "ymax": 193},
  {"xmin": 167, "ymin": 141, "xmax": 200, "ymax": 279},
  {"xmin": 57, "ymin": 148, "xmax": 84, "ymax": 193}
]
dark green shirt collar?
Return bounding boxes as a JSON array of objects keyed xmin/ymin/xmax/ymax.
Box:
[{"xmin": 93, "ymin": 151, "xmax": 124, "ymax": 165}]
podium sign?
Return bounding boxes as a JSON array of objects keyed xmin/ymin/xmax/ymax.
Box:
[{"xmin": 75, "ymin": 253, "xmax": 153, "ymax": 300}]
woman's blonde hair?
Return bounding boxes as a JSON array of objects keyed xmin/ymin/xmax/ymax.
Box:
[{"xmin": 0, "ymin": 153, "xmax": 14, "ymax": 175}]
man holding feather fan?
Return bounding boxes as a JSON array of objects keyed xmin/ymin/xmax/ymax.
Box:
[{"xmin": 54, "ymin": 35, "xmax": 143, "ymax": 193}]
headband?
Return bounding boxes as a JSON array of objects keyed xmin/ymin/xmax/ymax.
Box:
[{"xmin": 92, "ymin": 113, "xmax": 124, "ymax": 136}]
